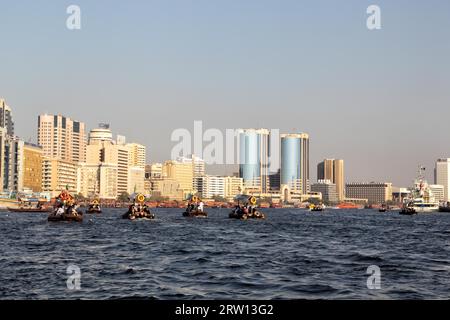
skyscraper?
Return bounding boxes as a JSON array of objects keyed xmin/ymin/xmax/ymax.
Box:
[
  {"xmin": 435, "ymin": 158, "xmax": 450, "ymax": 201},
  {"xmin": 162, "ymin": 160, "xmax": 194, "ymax": 197},
  {"xmin": 79, "ymin": 125, "xmax": 146, "ymax": 198},
  {"xmin": 0, "ymin": 98, "xmax": 14, "ymax": 136},
  {"xmin": 38, "ymin": 114, "xmax": 86, "ymax": 163},
  {"xmin": 237, "ymin": 129, "xmax": 270, "ymax": 193},
  {"xmin": 177, "ymin": 154, "xmax": 205, "ymax": 193},
  {"xmin": 280, "ymin": 133, "xmax": 310, "ymax": 194},
  {"xmin": 317, "ymin": 159, "xmax": 345, "ymax": 201},
  {"xmin": 22, "ymin": 143, "xmax": 43, "ymax": 192},
  {"xmin": 128, "ymin": 143, "xmax": 146, "ymax": 169},
  {"xmin": 0, "ymin": 99, "xmax": 23, "ymax": 192}
]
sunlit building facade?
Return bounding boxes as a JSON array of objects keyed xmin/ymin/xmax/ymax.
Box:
[
  {"xmin": 280, "ymin": 133, "xmax": 310, "ymax": 194},
  {"xmin": 237, "ymin": 129, "xmax": 270, "ymax": 193}
]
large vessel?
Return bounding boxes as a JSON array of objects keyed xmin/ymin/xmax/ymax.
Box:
[{"xmin": 401, "ymin": 166, "xmax": 439, "ymax": 214}]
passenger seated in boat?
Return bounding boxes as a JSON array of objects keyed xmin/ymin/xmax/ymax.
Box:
[
  {"xmin": 55, "ymin": 205, "xmax": 65, "ymax": 216},
  {"xmin": 198, "ymin": 201, "xmax": 204, "ymax": 212}
]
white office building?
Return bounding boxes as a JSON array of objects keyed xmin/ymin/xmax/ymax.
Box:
[{"xmin": 435, "ymin": 159, "xmax": 450, "ymax": 201}]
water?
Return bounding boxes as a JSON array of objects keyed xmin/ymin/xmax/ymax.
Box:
[{"xmin": 0, "ymin": 208, "xmax": 449, "ymax": 300}]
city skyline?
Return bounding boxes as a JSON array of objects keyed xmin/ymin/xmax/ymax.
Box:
[
  {"xmin": 1, "ymin": 96, "xmax": 449, "ymax": 188},
  {"xmin": 2, "ymin": 1, "xmax": 450, "ymax": 186}
]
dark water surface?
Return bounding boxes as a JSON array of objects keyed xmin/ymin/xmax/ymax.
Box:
[{"xmin": 1, "ymin": 208, "xmax": 449, "ymax": 299}]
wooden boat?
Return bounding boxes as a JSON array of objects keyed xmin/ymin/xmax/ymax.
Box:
[
  {"xmin": 400, "ymin": 206, "xmax": 417, "ymax": 215},
  {"xmin": 86, "ymin": 199, "xmax": 102, "ymax": 214},
  {"xmin": 183, "ymin": 209, "xmax": 208, "ymax": 217},
  {"xmin": 122, "ymin": 211, "xmax": 155, "ymax": 220},
  {"xmin": 86, "ymin": 207, "xmax": 102, "ymax": 214},
  {"xmin": 183, "ymin": 195, "xmax": 207, "ymax": 217},
  {"xmin": 8, "ymin": 207, "xmax": 51, "ymax": 213},
  {"xmin": 229, "ymin": 195, "xmax": 265, "ymax": 220},
  {"xmin": 229, "ymin": 210, "xmax": 265, "ymax": 220},
  {"xmin": 309, "ymin": 204, "xmax": 325, "ymax": 212},
  {"xmin": 47, "ymin": 190, "xmax": 83, "ymax": 222},
  {"xmin": 439, "ymin": 202, "xmax": 450, "ymax": 212},
  {"xmin": 122, "ymin": 193, "xmax": 155, "ymax": 220},
  {"xmin": 48, "ymin": 213, "xmax": 83, "ymax": 222}
]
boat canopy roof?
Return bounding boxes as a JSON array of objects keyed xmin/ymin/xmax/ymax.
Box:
[
  {"xmin": 19, "ymin": 198, "xmax": 41, "ymax": 203},
  {"xmin": 234, "ymin": 194, "xmax": 252, "ymax": 202}
]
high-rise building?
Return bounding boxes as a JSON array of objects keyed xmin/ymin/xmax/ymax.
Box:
[
  {"xmin": 177, "ymin": 155, "xmax": 205, "ymax": 193},
  {"xmin": 146, "ymin": 163, "xmax": 163, "ymax": 179},
  {"xmin": 2, "ymin": 136, "xmax": 24, "ymax": 192},
  {"xmin": 151, "ymin": 178, "xmax": 183, "ymax": 200},
  {"xmin": 317, "ymin": 159, "xmax": 345, "ymax": 201},
  {"xmin": 0, "ymin": 99, "xmax": 21, "ymax": 193},
  {"xmin": 311, "ymin": 180, "xmax": 339, "ymax": 204},
  {"xmin": 345, "ymin": 182, "xmax": 393, "ymax": 204},
  {"xmin": 196, "ymin": 175, "xmax": 244, "ymax": 200},
  {"xmin": 162, "ymin": 160, "xmax": 193, "ymax": 197},
  {"xmin": 198, "ymin": 175, "xmax": 226, "ymax": 199},
  {"xmin": 145, "ymin": 163, "xmax": 163, "ymax": 195},
  {"xmin": 22, "ymin": 143, "xmax": 43, "ymax": 192},
  {"xmin": 280, "ymin": 133, "xmax": 310, "ymax": 194},
  {"xmin": 42, "ymin": 158, "xmax": 77, "ymax": 197},
  {"xmin": 224, "ymin": 176, "xmax": 244, "ymax": 200},
  {"xmin": 79, "ymin": 126, "xmax": 146, "ymax": 198},
  {"xmin": 0, "ymin": 98, "xmax": 14, "ymax": 136},
  {"xmin": 429, "ymin": 184, "xmax": 445, "ymax": 202},
  {"xmin": 37, "ymin": 114, "xmax": 86, "ymax": 163},
  {"xmin": 435, "ymin": 159, "xmax": 450, "ymax": 202},
  {"xmin": 128, "ymin": 143, "xmax": 146, "ymax": 169},
  {"xmin": 237, "ymin": 129, "xmax": 270, "ymax": 193}
]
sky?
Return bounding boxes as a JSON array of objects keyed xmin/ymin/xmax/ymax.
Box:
[{"xmin": 1, "ymin": 0, "xmax": 450, "ymax": 186}]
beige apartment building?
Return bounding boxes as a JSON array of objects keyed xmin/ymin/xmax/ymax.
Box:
[
  {"xmin": 345, "ymin": 182, "xmax": 393, "ymax": 204},
  {"xmin": 42, "ymin": 158, "xmax": 78, "ymax": 197},
  {"xmin": 38, "ymin": 114, "xmax": 86, "ymax": 163},
  {"xmin": 78, "ymin": 126, "xmax": 146, "ymax": 198},
  {"xmin": 162, "ymin": 160, "xmax": 193, "ymax": 197},
  {"xmin": 224, "ymin": 176, "xmax": 244, "ymax": 199},
  {"xmin": 22, "ymin": 143, "xmax": 43, "ymax": 192},
  {"xmin": 150, "ymin": 178, "xmax": 184, "ymax": 200},
  {"xmin": 128, "ymin": 143, "xmax": 146, "ymax": 169}
]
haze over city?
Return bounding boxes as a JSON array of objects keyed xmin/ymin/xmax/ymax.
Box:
[{"xmin": 1, "ymin": 0, "xmax": 450, "ymax": 186}]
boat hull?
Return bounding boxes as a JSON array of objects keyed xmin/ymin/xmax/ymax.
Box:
[
  {"xmin": 183, "ymin": 210, "xmax": 207, "ymax": 217},
  {"xmin": 86, "ymin": 209, "xmax": 102, "ymax": 214},
  {"xmin": 8, "ymin": 207, "xmax": 51, "ymax": 213},
  {"xmin": 229, "ymin": 211, "xmax": 265, "ymax": 220},
  {"xmin": 48, "ymin": 214, "xmax": 83, "ymax": 222},
  {"xmin": 122, "ymin": 212, "xmax": 155, "ymax": 220}
]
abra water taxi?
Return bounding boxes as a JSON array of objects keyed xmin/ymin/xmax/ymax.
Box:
[
  {"xmin": 122, "ymin": 193, "xmax": 155, "ymax": 220},
  {"xmin": 86, "ymin": 199, "xmax": 102, "ymax": 214},
  {"xmin": 48, "ymin": 190, "xmax": 83, "ymax": 222},
  {"xmin": 229, "ymin": 195, "xmax": 265, "ymax": 220},
  {"xmin": 183, "ymin": 195, "xmax": 207, "ymax": 217}
]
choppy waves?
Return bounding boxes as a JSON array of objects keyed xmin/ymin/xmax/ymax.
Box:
[{"xmin": 1, "ymin": 208, "xmax": 450, "ymax": 299}]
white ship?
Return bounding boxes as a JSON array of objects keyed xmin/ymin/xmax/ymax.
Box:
[{"xmin": 401, "ymin": 166, "xmax": 439, "ymax": 214}]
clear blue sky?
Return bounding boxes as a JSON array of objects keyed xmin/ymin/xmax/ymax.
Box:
[{"xmin": 1, "ymin": 0, "xmax": 450, "ymax": 186}]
